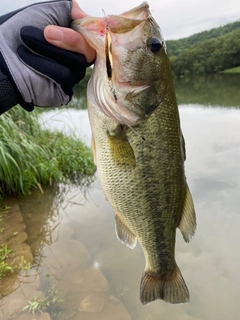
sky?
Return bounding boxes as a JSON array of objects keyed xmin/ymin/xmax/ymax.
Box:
[{"xmin": 1, "ymin": 0, "xmax": 240, "ymax": 39}]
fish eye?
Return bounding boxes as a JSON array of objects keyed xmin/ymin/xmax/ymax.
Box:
[{"xmin": 147, "ymin": 37, "xmax": 162, "ymax": 53}]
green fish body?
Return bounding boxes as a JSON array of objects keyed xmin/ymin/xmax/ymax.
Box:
[{"xmin": 72, "ymin": 1, "xmax": 196, "ymax": 304}]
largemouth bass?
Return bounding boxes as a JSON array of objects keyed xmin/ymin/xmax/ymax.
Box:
[{"xmin": 72, "ymin": 2, "xmax": 196, "ymax": 305}]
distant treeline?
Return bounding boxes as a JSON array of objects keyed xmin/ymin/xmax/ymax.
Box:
[{"xmin": 166, "ymin": 21, "xmax": 240, "ymax": 77}]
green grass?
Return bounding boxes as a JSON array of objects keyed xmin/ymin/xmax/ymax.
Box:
[
  {"xmin": 23, "ymin": 275, "xmax": 63, "ymax": 319},
  {"xmin": 221, "ymin": 66, "xmax": 240, "ymax": 73},
  {"xmin": 0, "ymin": 244, "xmax": 13, "ymax": 279},
  {"xmin": 0, "ymin": 106, "xmax": 95, "ymax": 200}
]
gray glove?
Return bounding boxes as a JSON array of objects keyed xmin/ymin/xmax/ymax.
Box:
[{"xmin": 0, "ymin": 0, "xmax": 89, "ymax": 115}]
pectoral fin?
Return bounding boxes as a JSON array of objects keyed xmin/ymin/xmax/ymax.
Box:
[
  {"xmin": 178, "ymin": 184, "xmax": 196, "ymax": 243},
  {"xmin": 115, "ymin": 212, "xmax": 137, "ymax": 249},
  {"xmin": 107, "ymin": 125, "xmax": 135, "ymax": 168}
]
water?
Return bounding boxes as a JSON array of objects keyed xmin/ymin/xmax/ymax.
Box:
[{"xmin": 1, "ymin": 74, "xmax": 240, "ymax": 320}]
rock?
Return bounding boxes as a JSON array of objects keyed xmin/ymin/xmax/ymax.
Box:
[
  {"xmin": 75, "ymin": 294, "xmax": 132, "ymax": 320},
  {"xmin": 0, "ymin": 204, "xmax": 26, "ymax": 244},
  {"xmin": 1, "ymin": 204, "xmax": 23, "ymax": 224},
  {"xmin": 44, "ymin": 239, "xmax": 91, "ymax": 273},
  {"xmin": 103, "ymin": 295, "xmax": 132, "ymax": 320},
  {"xmin": 109, "ymin": 295, "xmax": 120, "ymax": 302},
  {"xmin": 0, "ymin": 271, "xmax": 41, "ymax": 318},
  {"xmin": 76, "ymin": 267, "xmax": 109, "ymax": 293},
  {"xmin": 13, "ymin": 311, "xmax": 51, "ymax": 320},
  {"xmin": 58, "ymin": 224, "xmax": 74, "ymax": 238},
  {"xmin": 79, "ymin": 293, "xmax": 105, "ymax": 313},
  {"xmin": 0, "ymin": 204, "xmax": 34, "ymax": 299},
  {"xmin": 7, "ymin": 231, "xmax": 28, "ymax": 247},
  {"xmin": 41, "ymin": 239, "xmax": 91, "ymax": 300}
]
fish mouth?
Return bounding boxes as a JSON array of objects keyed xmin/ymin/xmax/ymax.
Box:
[
  {"xmin": 71, "ymin": 2, "xmax": 155, "ymax": 125},
  {"xmin": 71, "ymin": 2, "xmax": 150, "ymax": 53}
]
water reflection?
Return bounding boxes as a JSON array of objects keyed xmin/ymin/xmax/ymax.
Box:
[
  {"xmin": 1, "ymin": 75, "xmax": 240, "ymax": 319},
  {"xmin": 174, "ymin": 74, "xmax": 240, "ymax": 107}
]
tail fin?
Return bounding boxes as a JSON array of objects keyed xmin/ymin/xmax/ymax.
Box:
[{"xmin": 140, "ymin": 266, "xmax": 189, "ymax": 304}]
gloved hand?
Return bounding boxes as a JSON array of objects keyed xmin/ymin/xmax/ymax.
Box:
[{"xmin": 0, "ymin": 0, "xmax": 93, "ymax": 115}]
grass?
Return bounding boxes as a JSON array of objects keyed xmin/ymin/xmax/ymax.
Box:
[
  {"xmin": 0, "ymin": 207, "xmax": 13, "ymax": 279},
  {"xmin": 221, "ymin": 66, "xmax": 240, "ymax": 73},
  {"xmin": 0, "ymin": 245, "xmax": 31, "ymax": 279},
  {"xmin": 0, "ymin": 244, "xmax": 13, "ymax": 279},
  {"xmin": 22, "ymin": 275, "xmax": 63, "ymax": 319},
  {"xmin": 0, "ymin": 106, "xmax": 95, "ymax": 200}
]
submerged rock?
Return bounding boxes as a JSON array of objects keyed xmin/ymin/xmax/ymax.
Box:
[
  {"xmin": 0, "ymin": 201, "xmax": 132, "ymax": 320},
  {"xmin": 13, "ymin": 311, "xmax": 51, "ymax": 320},
  {"xmin": 76, "ymin": 267, "xmax": 109, "ymax": 293},
  {"xmin": 76, "ymin": 294, "xmax": 132, "ymax": 320},
  {"xmin": 0, "ymin": 271, "xmax": 41, "ymax": 319},
  {"xmin": 0, "ymin": 202, "xmax": 36, "ymax": 319},
  {"xmin": 79, "ymin": 293, "xmax": 105, "ymax": 313},
  {"xmin": 0, "ymin": 204, "xmax": 33, "ymax": 297}
]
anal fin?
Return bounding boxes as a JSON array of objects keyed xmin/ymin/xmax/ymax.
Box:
[
  {"xmin": 115, "ymin": 212, "xmax": 137, "ymax": 249},
  {"xmin": 178, "ymin": 183, "xmax": 196, "ymax": 243}
]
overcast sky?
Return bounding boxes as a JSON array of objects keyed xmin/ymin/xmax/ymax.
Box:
[{"xmin": 1, "ymin": 0, "xmax": 240, "ymax": 39}]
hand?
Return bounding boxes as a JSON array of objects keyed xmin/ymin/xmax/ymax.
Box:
[
  {"xmin": 44, "ymin": 0, "xmax": 95, "ymax": 63},
  {"xmin": 0, "ymin": 0, "xmax": 95, "ymax": 115}
]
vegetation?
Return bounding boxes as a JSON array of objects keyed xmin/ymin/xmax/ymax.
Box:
[
  {"xmin": 0, "ymin": 244, "xmax": 13, "ymax": 279},
  {"xmin": 74, "ymin": 66, "xmax": 92, "ymax": 93},
  {"xmin": 166, "ymin": 21, "xmax": 240, "ymax": 57},
  {"xmin": 0, "ymin": 106, "xmax": 95, "ymax": 200},
  {"xmin": 0, "ymin": 244, "xmax": 31, "ymax": 279},
  {"xmin": 166, "ymin": 21, "xmax": 240, "ymax": 77},
  {"xmin": 22, "ymin": 275, "xmax": 63, "ymax": 319},
  {"xmin": 0, "ymin": 207, "xmax": 13, "ymax": 279},
  {"xmin": 221, "ymin": 66, "xmax": 240, "ymax": 73}
]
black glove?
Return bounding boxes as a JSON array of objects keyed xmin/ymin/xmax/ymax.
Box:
[{"xmin": 0, "ymin": 0, "xmax": 89, "ymax": 115}]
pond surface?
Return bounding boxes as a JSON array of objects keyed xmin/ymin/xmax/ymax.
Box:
[{"xmin": 1, "ymin": 74, "xmax": 240, "ymax": 320}]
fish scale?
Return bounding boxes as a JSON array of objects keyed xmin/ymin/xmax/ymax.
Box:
[{"xmin": 72, "ymin": 1, "xmax": 196, "ymax": 305}]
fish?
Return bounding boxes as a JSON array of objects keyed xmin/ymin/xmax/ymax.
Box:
[{"xmin": 72, "ymin": 1, "xmax": 196, "ymax": 305}]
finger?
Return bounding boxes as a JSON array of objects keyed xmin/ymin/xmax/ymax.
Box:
[
  {"xmin": 44, "ymin": 26, "xmax": 96, "ymax": 63},
  {"xmin": 71, "ymin": 0, "xmax": 88, "ymax": 20},
  {"xmin": 18, "ymin": 45, "xmax": 77, "ymax": 97},
  {"xmin": 21, "ymin": 26, "xmax": 87, "ymax": 81}
]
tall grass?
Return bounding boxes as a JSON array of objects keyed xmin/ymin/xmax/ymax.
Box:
[{"xmin": 0, "ymin": 106, "xmax": 95, "ymax": 200}]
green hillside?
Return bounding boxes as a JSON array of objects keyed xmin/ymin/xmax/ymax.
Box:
[{"xmin": 165, "ymin": 21, "xmax": 240, "ymax": 77}]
